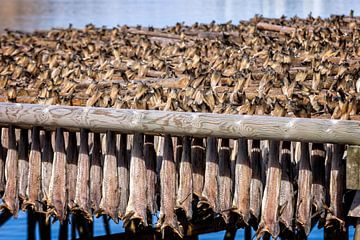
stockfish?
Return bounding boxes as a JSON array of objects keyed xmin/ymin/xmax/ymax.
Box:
[
  {"xmin": 66, "ymin": 132, "xmax": 78, "ymax": 209},
  {"xmin": 90, "ymin": 133, "xmax": 102, "ymax": 213},
  {"xmin": 192, "ymin": 138, "xmax": 205, "ymax": 198},
  {"xmin": 144, "ymin": 135, "xmax": 157, "ymax": 216},
  {"xmin": 18, "ymin": 129, "xmax": 29, "ymax": 202},
  {"xmin": 117, "ymin": 134, "xmax": 129, "ymax": 219}
]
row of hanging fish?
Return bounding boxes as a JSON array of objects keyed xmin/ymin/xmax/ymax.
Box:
[{"xmin": 0, "ymin": 126, "xmax": 354, "ymax": 239}]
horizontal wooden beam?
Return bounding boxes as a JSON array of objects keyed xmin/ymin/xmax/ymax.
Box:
[{"xmin": 0, "ymin": 102, "xmax": 360, "ymax": 144}]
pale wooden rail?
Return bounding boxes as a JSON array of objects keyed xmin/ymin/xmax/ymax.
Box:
[{"xmin": 0, "ymin": 102, "xmax": 360, "ymax": 144}]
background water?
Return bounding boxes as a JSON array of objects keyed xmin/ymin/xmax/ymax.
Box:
[{"xmin": 0, "ymin": 0, "xmax": 358, "ymax": 239}]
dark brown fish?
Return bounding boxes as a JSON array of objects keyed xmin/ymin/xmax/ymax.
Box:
[
  {"xmin": 0, "ymin": 128, "xmax": 5, "ymax": 194},
  {"xmin": 191, "ymin": 138, "xmax": 205, "ymax": 198},
  {"xmin": 23, "ymin": 127, "xmax": 42, "ymax": 211},
  {"xmin": 249, "ymin": 140, "xmax": 263, "ymax": 226},
  {"xmin": 296, "ymin": 142, "xmax": 312, "ymax": 236},
  {"xmin": 90, "ymin": 133, "xmax": 102, "ymax": 213},
  {"xmin": 66, "ymin": 132, "xmax": 78, "ymax": 209},
  {"xmin": 48, "ymin": 128, "xmax": 67, "ymax": 222},
  {"xmin": 117, "ymin": 134, "xmax": 129, "ymax": 219},
  {"xmin": 175, "ymin": 137, "xmax": 182, "ymax": 193},
  {"xmin": 198, "ymin": 137, "xmax": 219, "ymax": 213},
  {"xmin": 157, "ymin": 134, "xmax": 182, "ymax": 238},
  {"xmin": 278, "ymin": 141, "xmax": 294, "ymax": 233},
  {"xmin": 232, "ymin": 138, "xmax": 251, "ymax": 225},
  {"xmin": 74, "ymin": 129, "xmax": 91, "ymax": 220},
  {"xmin": 311, "ymin": 143, "xmax": 326, "ymax": 227},
  {"xmin": 99, "ymin": 131, "xmax": 119, "ymax": 222},
  {"xmin": 325, "ymin": 144, "xmax": 345, "ymax": 231},
  {"xmin": 144, "ymin": 135, "xmax": 157, "ymax": 216},
  {"xmin": 18, "ymin": 129, "xmax": 29, "ymax": 202},
  {"xmin": 2, "ymin": 126, "xmax": 19, "ymax": 216},
  {"xmin": 257, "ymin": 141, "xmax": 281, "ymax": 239},
  {"xmin": 176, "ymin": 136, "xmax": 193, "ymax": 220},
  {"xmin": 41, "ymin": 131, "xmax": 54, "ymax": 204},
  {"xmin": 124, "ymin": 133, "xmax": 147, "ymax": 227}
]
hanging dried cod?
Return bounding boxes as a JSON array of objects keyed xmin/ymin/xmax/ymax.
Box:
[
  {"xmin": 18, "ymin": 129, "xmax": 29, "ymax": 202},
  {"xmin": 90, "ymin": 133, "xmax": 102, "ymax": 213},
  {"xmin": 117, "ymin": 134, "xmax": 129, "ymax": 219},
  {"xmin": 41, "ymin": 131, "xmax": 53, "ymax": 205},
  {"xmin": 66, "ymin": 132, "xmax": 78, "ymax": 210},
  {"xmin": 191, "ymin": 138, "xmax": 205, "ymax": 198},
  {"xmin": 2, "ymin": 126, "xmax": 19, "ymax": 216},
  {"xmin": 232, "ymin": 138, "xmax": 251, "ymax": 226},
  {"xmin": 144, "ymin": 135, "xmax": 157, "ymax": 216},
  {"xmin": 0, "ymin": 128, "xmax": 5, "ymax": 194}
]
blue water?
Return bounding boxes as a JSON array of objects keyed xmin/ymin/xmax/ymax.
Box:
[{"xmin": 0, "ymin": 0, "xmax": 359, "ymax": 238}]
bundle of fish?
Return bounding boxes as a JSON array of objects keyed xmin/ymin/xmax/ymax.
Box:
[{"xmin": 0, "ymin": 125, "xmax": 352, "ymax": 239}]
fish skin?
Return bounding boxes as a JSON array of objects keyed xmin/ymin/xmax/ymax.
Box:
[
  {"xmin": 99, "ymin": 131, "xmax": 119, "ymax": 223},
  {"xmin": 232, "ymin": 138, "xmax": 251, "ymax": 226},
  {"xmin": 2, "ymin": 126, "xmax": 19, "ymax": 216},
  {"xmin": 249, "ymin": 140, "xmax": 263, "ymax": 227},
  {"xmin": 176, "ymin": 136, "xmax": 193, "ymax": 220},
  {"xmin": 48, "ymin": 128, "xmax": 67, "ymax": 223},
  {"xmin": 117, "ymin": 134, "xmax": 129, "ymax": 219},
  {"xmin": 124, "ymin": 133, "xmax": 147, "ymax": 227},
  {"xmin": 41, "ymin": 131, "xmax": 53, "ymax": 204},
  {"xmin": 0, "ymin": 129, "xmax": 5, "ymax": 194},
  {"xmin": 18, "ymin": 129, "xmax": 29, "ymax": 202},
  {"xmin": 191, "ymin": 138, "xmax": 205, "ymax": 198},
  {"xmin": 90, "ymin": 133, "xmax": 102, "ymax": 213},
  {"xmin": 74, "ymin": 129, "xmax": 92, "ymax": 221},
  {"xmin": 157, "ymin": 134, "xmax": 182, "ymax": 238},
  {"xmin": 66, "ymin": 132, "xmax": 78, "ymax": 210},
  {"xmin": 144, "ymin": 135, "xmax": 157, "ymax": 215},
  {"xmin": 296, "ymin": 142, "xmax": 312, "ymax": 236},
  {"xmin": 257, "ymin": 141, "xmax": 281, "ymax": 239},
  {"xmin": 23, "ymin": 127, "xmax": 42, "ymax": 211}
]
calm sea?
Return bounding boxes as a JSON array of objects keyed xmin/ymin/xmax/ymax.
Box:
[{"xmin": 0, "ymin": 0, "xmax": 358, "ymax": 238}]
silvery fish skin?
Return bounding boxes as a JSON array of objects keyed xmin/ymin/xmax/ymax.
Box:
[
  {"xmin": 157, "ymin": 134, "xmax": 182, "ymax": 238},
  {"xmin": 249, "ymin": 140, "xmax": 263, "ymax": 226},
  {"xmin": 90, "ymin": 133, "xmax": 102, "ymax": 213},
  {"xmin": 218, "ymin": 139, "xmax": 232, "ymax": 224},
  {"xmin": 257, "ymin": 141, "xmax": 281, "ymax": 239},
  {"xmin": 232, "ymin": 138, "xmax": 251, "ymax": 225},
  {"xmin": 66, "ymin": 132, "xmax": 78, "ymax": 209},
  {"xmin": 144, "ymin": 135, "xmax": 157, "ymax": 215},
  {"xmin": 41, "ymin": 131, "xmax": 53, "ymax": 204},
  {"xmin": 198, "ymin": 137, "xmax": 219, "ymax": 213},
  {"xmin": 18, "ymin": 129, "xmax": 29, "ymax": 202},
  {"xmin": 0, "ymin": 129, "xmax": 5, "ymax": 194},
  {"xmin": 124, "ymin": 133, "xmax": 147, "ymax": 227},
  {"xmin": 176, "ymin": 136, "xmax": 193, "ymax": 220},
  {"xmin": 48, "ymin": 128, "xmax": 67, "ymax": 222},
  {"xmin": 99, "ymin": 131, "xmax": 119, "ymax": 222},
  {"xmin": 278, "ymin": 141, "xmax": 294, "ymax": 233},
  {"xmin": 74, "ymin": 129, "xmax": 92, "ymax": 220},
  {"xmin": 2, "ymin": 126, "xmax": 19, "ymax": 216},
  {"xmin": 23, "ymin": 127, "xmax": 42, "ymax": 211},
  {"xmin": 117, "ymin": 134, "xmax": 129, "ymax": 219},
  {"xmin": 325, "ymin": 144, "xmax": 345, "ymax": 231},
  {"xmin": 296, "ymin": 142, "xmax": 312, "ymax": 236},
  {"xmin": 310, "ymin": 143, "xmax": 326, "ymax": 227},
  {"xmin": 191, "ymin": 138, "xmax": 205, "ymax": 198}
]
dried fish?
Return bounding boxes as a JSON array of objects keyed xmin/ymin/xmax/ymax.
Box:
[
  {"xmin": 41, "ymin": 131, "xmax": 54, "ymax": 204},
  {"xmin": 66, "ymin": 132, "xmax": 78, "ymax": 209},
  {"xmin": 117, "ymin": 134, "xmax": 129, "ymax": 219},
  {"xmin": 191, "ymin": 138, "xmax": 205, "ymax": 198},
  {"xmin": 257, "ymin": 141, "xmax": 281, "ymax": 239},
  {"xmin": 0, "ymin": 129, "xmax": 5, "ymax": 194},
  {"xmin": 124, "ymin": 133, "xmax": 147, "ymax": 227},
  {"xmin": 48, "ymin": 128, "xmax": 67, "ymax": 222},
  {"xmin": 23, "ymin": 127, "xmax": 42, "ymax": 211},
  {"xmin": 176, "ymin": 136, "xmax": 193, "ymax": 220},
  {"xmin": 144, "ymin": 135, "xmax": 157, "ymax": 216},
  {"xmin": 2, "ymin": 126, "xmax": 19, "ymax": 216},
  {"xmin": 232, "ymin": 138, "xmax": 251, "ymax": 226},
  {"xmin": 157, "ymin": 134, "xmax": 182, "ymax": 238},
  {"xmin": 90, "ymin": 133, "xmax": 102, "ymax": 213},
  {"xmin": 98, "ymin": 131, "xmax": 119, "ymax": 222},
  {"xmin": 74, "ymin": 129, "xmax": 91, "ymax": 220},
  {"xmin": 18, "ymin": 129, "xmax": 29, "ymax": 202}
]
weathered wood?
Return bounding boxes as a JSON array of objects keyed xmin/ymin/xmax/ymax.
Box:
[
  {"xmin": 1, "ymin": 103, "xmax": 360, "ymax": 144},
  {"xmin": 347, "ymin": 145, "xmax": 360, "ymax": 190}
]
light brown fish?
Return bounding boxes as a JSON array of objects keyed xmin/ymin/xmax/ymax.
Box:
[
  {"xmin": 176, "ymin": 136, "xmax": 193, "ymax": 220},
  {"xmin": 48, "ymin": 128, "xmax": 67, "ymax": 222},
  {"xmin": 23, "ymin": 127, "xmax": 42, "ymax": 211},
  {"xmin": 66, "ymin": 132, "xmax": 78, "ymax": 210},
  {"xmin": 249, "ymin": 140, "xmax": 263, "ymax": 227},
  {"xmin": 192, "ymin": 138, "xmax": 205, "ymax": 198},
  {"xmin": 41, "ymin": 131, "xmax": 54, "ymax": 204},
  {"xmin": 144, "ymin": 135, "xmax": 157, "ymax": 216},
  {"xmin": 296, "ymin": 142, "xmax": 312, "ymax": 236},
  {"xmin": 157, "ymin": 134, "xmax": 182, "ymax": 238},
  {"xmin": 117, "ymin": 134, "xmax": 129, "ymax": 219},
  {"xmin": 74, "ymin": 129, "xmax": 91, "ymax": 220},
  {"xmin": 198, "ymin": 137, "xmax": 219, "ymax": 213},
  {"xmin": 18, "ymin": 129, "xmax": 29, "ymax": 202},
  {"xmin": 232, "ymin": 138, "xmax": 251, "ymax": 226},
  {"xmin": 257, "ymin": 141, "xmax": 281, "ymax": 239},
  {"xmin": 124, "ymin": 133, "xmax": 147, "ymax": 227},
  {"xmin": 90, "ymin": 133, "xmax": 102, "ymax": 213},
  {"xmin": 0, "ymin": 128, "xmax": 5, "ymax": 194},
  {"xmin": 98, "ymin": 131, "xmax": 119, "ymax": 222},
  {"xmin": 2, "ymin": 126, "xmax": 19, "ymax": 216}
]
